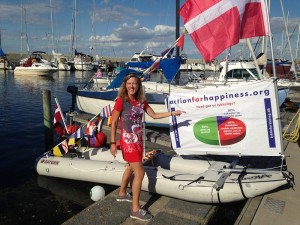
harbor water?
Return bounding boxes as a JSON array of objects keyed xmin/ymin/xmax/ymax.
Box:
[
  {"xmin": 0, "ymin": 70, "xmax": 107, "ymax": 225},
  {"xmin": 0, "ymin": 69, "xmax": 243, "ymax": 225}
]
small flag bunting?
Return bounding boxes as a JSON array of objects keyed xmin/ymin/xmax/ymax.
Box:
[
  {"xmin": 68, "ymin": 127, "xmax": 84, "ymax": 146},
  {"xmin": 52, "ymin": 140, "xmax": 68, "ymax": 157},
  {"xmin": 101, "ymin": 104, "xmax": 112, "ymax": 118}
]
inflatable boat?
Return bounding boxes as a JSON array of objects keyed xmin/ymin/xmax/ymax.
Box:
[{"xmin": 36, "ymin": 148, "xmax": 291, "ymax": 204}]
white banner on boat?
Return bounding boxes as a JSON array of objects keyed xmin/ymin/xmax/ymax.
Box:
[{"xmin": 169, "ymin": 81, "xmax": 283, "ymax": 156}]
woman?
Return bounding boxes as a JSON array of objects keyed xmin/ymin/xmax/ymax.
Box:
[{"xmin": 110, "ymin": 73, "xmax": 184, "ymax": 221}]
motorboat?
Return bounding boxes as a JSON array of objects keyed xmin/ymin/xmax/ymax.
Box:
[
  {"xmin": 14, "ymin": 51, "xmax": 57, "ymax": 76},
  {"xmin": 126, "ymin": 49, "xmax": 159, "ymax": 72},
  {"xmin": 51, "ymin": 50, "xmax": 71, "ymax": 71}
]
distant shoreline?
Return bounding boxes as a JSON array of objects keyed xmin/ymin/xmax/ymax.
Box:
[{"xmin": 5, "ymin": 52, "xmax": 204, "ymax": 64}]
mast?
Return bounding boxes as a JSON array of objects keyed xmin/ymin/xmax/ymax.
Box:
[
  {"xmin": 175, "ymin": 0, "xmax": 180, "ymax": 57},
  {"xmin": 71, "ymin": 0, "xmax": 76, "ymax": 55},
  {"xmin": 20, "ymin": 5, "xmax": 24, "ymax": 58},
  {"xmin": 296, "ymin": 22, "xmax": 300, "ymax": 60},
  {"xmin": 175, "ymin": 0, "xmax": 180, "ymax": 85},
  {"xmin": 279, "ymin": 0, "xmax": 296, "ymax": 76},
  {"xmin": 266, "ymin": 0, "xmax": 277, "ymax": 79},
  {"xmin": 90, "ymin": 0, "xmax": 96, "ymax": 55},
  {"xmin": 50, "ymin": 0, "xmax": 54, "ymax": 51}
]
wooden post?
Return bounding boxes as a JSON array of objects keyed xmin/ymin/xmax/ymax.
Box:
[{"xmin": 43, "ymin": 90, "xmax": 53, "ymax": 150}]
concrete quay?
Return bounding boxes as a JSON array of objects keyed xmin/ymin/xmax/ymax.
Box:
[{"xmin": 235, "ymin": 90, "xmax": 300, "ymax": 225}]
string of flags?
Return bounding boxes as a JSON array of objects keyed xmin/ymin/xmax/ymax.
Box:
[{"xmin": 51, "ymin": 100, "xmax": 113, "ymax": 156}]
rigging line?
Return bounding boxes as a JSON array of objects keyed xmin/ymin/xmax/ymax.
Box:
[{"xmin": 283, "ymin": 19, "xmax": 300, "ymax": 50}]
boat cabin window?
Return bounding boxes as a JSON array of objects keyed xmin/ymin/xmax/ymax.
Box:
[
  {"xmin": 140, "ymin": 56, "xmax": 152, "ymax": 62},
  {"xmin": 248, "ymin": 68, "xmax": 260, "ymax": 80},
  {"xmin": 225, "ymin": 69, "xmax": 259, "ymax": 80}
]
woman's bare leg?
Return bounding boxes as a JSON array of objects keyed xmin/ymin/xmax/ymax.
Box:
[
  {"xmin": 118, "ymin": 164, "xmax": 133, "ymax": 196},
  {"xmin": 129, "ymin": 162, "xmax": 145, "ymax": 212}
]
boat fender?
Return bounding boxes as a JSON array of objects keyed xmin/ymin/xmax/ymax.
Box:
[
  {"xmin": 64, "ymin": 125, "xmax": 80, "ymax": 135},
  {"xmin": 88, "ymin": 132, "xmax": 107, "ymax": 147}
]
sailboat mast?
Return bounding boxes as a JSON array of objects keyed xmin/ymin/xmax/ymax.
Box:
[
  {"xmin": 90, "ymin": 0, "xmax": 96, "ymax": 55},
  {"xmin": 71, "ymin": 0, "xmax": 76, "ymax": 55},
  {"xmin": 279, "ymin": 0, "xmax": 296, "ymax": 76},
  {"xmin": 266, "ymin": 0, "xmax": 277, "ymax": 78},
  {"xmin": 20, "ymin": 5, "xmax": 24, "ymax": 58},
  {"xmin": 50, "ymin": 0, "xmax": 54, "ymax": 51},
  {"xmin": 296, "ymin": 22, "xmax": 300, "ymax": 60}
]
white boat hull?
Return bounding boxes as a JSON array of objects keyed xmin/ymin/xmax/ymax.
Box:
[
  {"xmin": 76, "ymin": 90, "xmax": 170, "ymax": 127},
  {"xmin": 36, "ymin": 149, "xmax": 290, "ymax": 203},
  {"xmin": 14, "ymin": 65, "xmax": 56, "ymax": 76},
  {"xmin": 74, "ymin": 62, "xmax": 94, "ymax": 71},
  {"xmin": 93, "ymin": 77, "xmax": 112, "ymax": 88},
  {"xmin": 0, "ymin": 62, "xmax": 14, "ymax": 70}
]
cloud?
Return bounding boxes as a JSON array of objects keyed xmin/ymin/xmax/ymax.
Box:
[{"xmin": 92, "ymin": 4, "xmax": 149, "ymax": 23}]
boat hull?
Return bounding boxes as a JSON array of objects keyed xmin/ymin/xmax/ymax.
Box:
[
  {"xmin": 76, "ymin": 89, "xmax": 169, "ymax": 127},
  {"xmin": 14, "ymin": 64, "xmax": 57, "ymax": 76},
  {"xmin": 74, "ymin": 62, "xmax": 94, "ymax": 71},
  {"xmin": 266, "ymin": 62, "xmax": 293, "ymax": 78},
  {"xmin": 36, "ymin": 151, "xmax": 289, "ymax": 203}
]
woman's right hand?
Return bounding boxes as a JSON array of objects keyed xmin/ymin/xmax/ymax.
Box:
[{"xmin": 110, "ymin": 144, "xmax": 117, "ymax": 158}]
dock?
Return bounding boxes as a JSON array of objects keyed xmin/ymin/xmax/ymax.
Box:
[
  {"xmin": 235, "ymin": 89, "xmax": 300, "ymax": 225},
  {"xmin": 62, "ymin": 90, "xmax": 300, "ymax": 225}
]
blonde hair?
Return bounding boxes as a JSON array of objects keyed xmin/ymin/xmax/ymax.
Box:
[{"xmin": 118, "ymin": 73, "xmax": 146, "ymax": 102}]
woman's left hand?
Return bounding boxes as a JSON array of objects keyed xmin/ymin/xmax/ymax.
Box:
[{"xmin": 172, "ymin": 110, "xmax": 186, "ymax": 116}]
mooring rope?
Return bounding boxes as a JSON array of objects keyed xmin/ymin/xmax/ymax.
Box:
[{"xmin": 283, "ymin": 109, "xmax": 300, "ymax": 143}]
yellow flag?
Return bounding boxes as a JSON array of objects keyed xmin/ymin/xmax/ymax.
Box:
[
  {"xmin": 107, "ymin": 116, "xmax": 112, "ymax": 126},
  {"xmin": 52, "ymin": 140, "xmax": 68, "ymax": 157}
]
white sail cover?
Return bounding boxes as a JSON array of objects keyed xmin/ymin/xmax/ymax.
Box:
[{"xmin": 169, "ymin": 81, "xmax": 283, "ymax": 156}]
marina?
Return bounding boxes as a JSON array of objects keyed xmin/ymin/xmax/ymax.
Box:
[
  {"xmin": 1, "ymin": 0, "xmax": 300, "ymax": 224},
  {"xmin": 0, "ymin": 69, "xmax": 246, "ymax": 225},
  {"xmin": 1, "ymin": 57, "xmax": 300, "ymax": 224}
]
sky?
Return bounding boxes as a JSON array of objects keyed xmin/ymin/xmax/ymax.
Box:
[{"xmin": 0, "ymin": 0, "xmax": 299, "ymax": 61}]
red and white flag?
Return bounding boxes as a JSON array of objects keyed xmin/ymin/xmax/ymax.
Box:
[
  {"xmin": 53, "ymin": 97, "xmax": 67, "ymax": 136},
  {"xmin": 179, "ymin": 0, "xmax": 270, "ymax": 62}
]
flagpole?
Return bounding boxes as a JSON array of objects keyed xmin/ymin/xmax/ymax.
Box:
[
  {"xmin": 54, "ymin": 97, "xmax": 69, "ymax": 135},
  {"xmin": 142, "ymin": 86, "xmax": 146, "ymax": 158}
]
